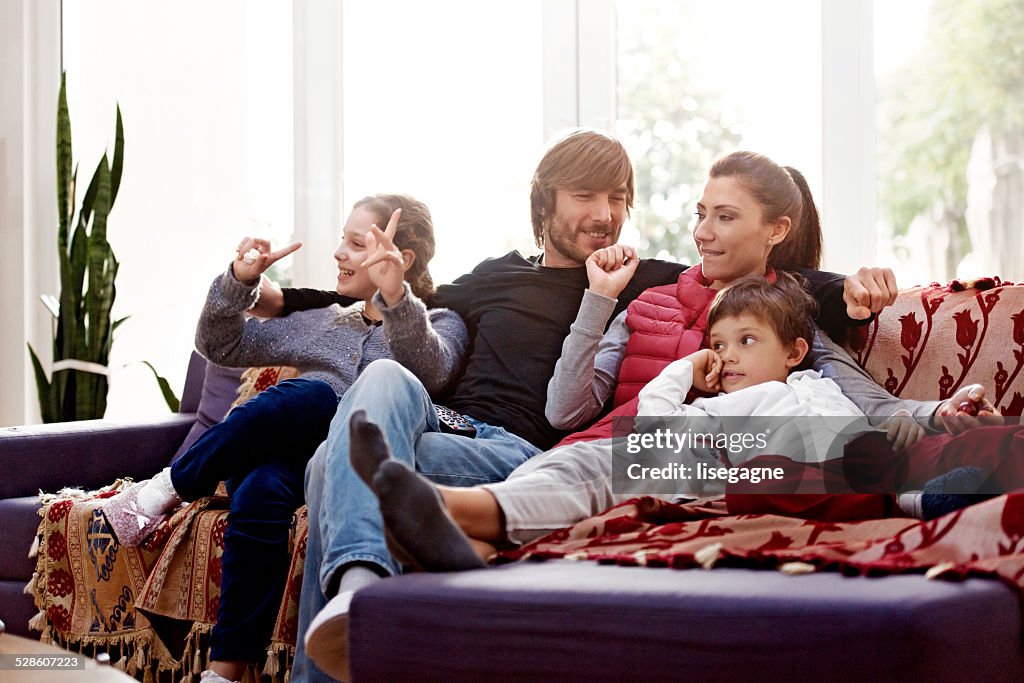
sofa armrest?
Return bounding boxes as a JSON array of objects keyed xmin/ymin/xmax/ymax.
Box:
[{"xmin": 0, "ymin": 414, "xmax": 196, "ymax": 499}]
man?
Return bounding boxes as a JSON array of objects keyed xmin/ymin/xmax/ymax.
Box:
[{"xmin": 256, "ymin": 130, "xmax": 893, "ymax": 682}]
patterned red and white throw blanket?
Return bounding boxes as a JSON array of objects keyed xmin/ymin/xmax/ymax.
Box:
[{"xmin": 501, "ymin": 493, "xmax": 1024, "ymax": 592}]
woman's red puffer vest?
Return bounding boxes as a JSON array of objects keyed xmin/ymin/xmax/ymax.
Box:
[
  {"xmin": 555, "ymin": 264, "xmax": 775, "ymax": 448},
  {"xmin": 612, "ymin": 265, "xmax": 716, "ymax": 407}
]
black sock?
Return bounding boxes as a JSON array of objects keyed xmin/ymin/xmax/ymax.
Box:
[
  {"xmin": 920, "ymin": 466, "xmax": 997, "ymax": 521},
  {"xmin": 348, "ymin": 410, "xmax": 392, "ymax": 489},
  {"xmin": 373, "ymin": 460, "xmax": 485, "ymax": 572}
]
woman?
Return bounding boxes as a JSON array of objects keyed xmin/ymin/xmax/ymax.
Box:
[
  {"xmin": 346, "ymin": 152, "xmax": 980, "ymax": 572},
  {"xmin": 101, "ymin": 193, "xmax": 467, "ymax": 683}
]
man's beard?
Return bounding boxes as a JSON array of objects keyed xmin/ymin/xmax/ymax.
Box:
[{"xmin": 544, "ymin": 214, "xmax": 618, "ymax": 265}]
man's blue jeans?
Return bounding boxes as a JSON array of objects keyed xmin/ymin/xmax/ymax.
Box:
[{"xmin": 291, "ymin": 359, "xmax": 540, "ymax": 682}]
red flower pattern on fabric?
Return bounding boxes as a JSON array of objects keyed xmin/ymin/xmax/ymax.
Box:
[
  {"xmin": 939, "ymin": 368, "xmax": 955, "ymax": 393},
  {"xmin": 899, "ymin": 312, "xmax": 922, "ymax": 351},
  {"xmin": 47, "ymin": 499, "xmax": 74, "ymax": 523},
  {"xmin": 1001, "ymin": 494, "xmax": 1024, "ymax": 538},
  {"xmin": 47, "ymin": 604, "xmax": 72, "ymax": 632},
  {"xmin": 954, "ymin": 309, "xmax": 979, "ymax": 349},
  {"xmin": 884, "ymin": 369, "xmax": 898, "ymax": 394},
  {"xmin": 1013, "ymin": 311, "xmax": 1024, "ymax": 347},
  {"xmin": 140, "ymin": 522, "xmax": 171, "ymax": 552},
  {"xmin": 1006, "ymin": 392, "xmax": 1024, "ymax": 417},
  {"xmin": 996, "ymin": 362, "xmax": 1009, "ymax": 387},
  {"xmin": 209, "ymin": 555, "xmax": 222, "ymax": 587},
  {"xmin": 211, "ymin": 518, "xmax": 228, "ymax": 548},
  {"xmin": 207, "ymin": 595, "xmax": 220, "ymax": 622},
  {"xmin": 48, "ymin": 568, "xmax": 74, "ymax": 598},
  {"xmin": 48, "ymin": 530, "xmax": 67, "ymax": 561},
  {"xmin": 848, "ymin": 324, "xmax": 869, "ymax": 354}
]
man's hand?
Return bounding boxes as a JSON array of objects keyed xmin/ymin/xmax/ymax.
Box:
[
  {"xmin": 249, "ymin": 276, "xmax": 285, "ymax": 318},
  {"xmin": 844, "ymin": 267, "xmax": 898, "ymax": 320},
  {"xmin": 686, "ymin": 348, "xmax": 722, "ymax": 394},
  {"xmin": 233, "ymin": 237, "xmax": 302, "ymax": 286},
  {"xmin": 879, "ymin": 409, "xmax": 926, "ymax": 451},
  {"xmin": 585, "ymin": 245, "xmax": 639, "ymax": 299},
  {"xmin": 934, "ymin": 383, "xmax": 1003, "ymax": 436}
]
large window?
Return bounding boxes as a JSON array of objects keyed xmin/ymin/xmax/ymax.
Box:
[
  {"xmin": 62, "ymin": 0, "xmax": 293, "ymax": 419},
  {"xmin": 874, "ymin": 0, "xmax": 1024, "ymax": 283},
  {"xmin": 615, "ymin": 1, "xmax": 822, "ymax": 266},
  {"xmin": 340, "ymin": 1, "xmax": 545, "ymax": 284},
  {"xmin": 38, "ymin": 0, "xmax": 1021, "ymax": 425},
  {"xmin": 58, "ymin": 0, "xmax": 545, "ymax": 421}
]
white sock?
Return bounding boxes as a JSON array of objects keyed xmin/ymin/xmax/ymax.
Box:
[
  {"xmin": 135, "ymin": 468, "xmax": 182, "ymax": 516},
  {"xmin": 897, "ymin": 491, "xmax": 923, "ymax": 519},
  {"xmin": 337, "ymin": 565, "xmax": 381, "ymax": 595}
]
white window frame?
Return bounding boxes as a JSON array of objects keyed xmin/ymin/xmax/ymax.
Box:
[
  {"xmin": 1, "ymin": 0, "xmax": 61, "ymax": 426},
  {"xmin": 570, "ymin": 1, "xmax": 877, "ymax": 275}
]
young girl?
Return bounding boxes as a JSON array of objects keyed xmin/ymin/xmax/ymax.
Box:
[{"xmin": 101, "ymin": 193, "xmax": 467, "ymax": 683}]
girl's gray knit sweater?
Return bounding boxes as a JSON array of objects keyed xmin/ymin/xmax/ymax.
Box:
[{"xmin": 195, "ymin": 267, "xmax": 468, "ymax": 396}]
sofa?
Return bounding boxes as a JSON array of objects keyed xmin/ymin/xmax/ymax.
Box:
[
  {"xmin": 0, "ymin": 352, "xmax": 214, "ymax": 640},
  {"xmin": 4, "ymin": 277, "xmax": 1024, "ymax": 682}
]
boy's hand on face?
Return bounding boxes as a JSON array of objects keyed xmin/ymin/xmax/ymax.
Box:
[
  {"xmin": 586, "ymin": 245, "xmax": 639, "ymax": 299},
  {"xmin": 935, "ymin": 383, "xmax": 1003, "ymax": 435},
  {"xmin": 879, "ymin": 409, "xmax": 926, "ymax": 451},
  {"xmin": 687, "ymin": 349, "xmax": 722, "ymax": 394}
]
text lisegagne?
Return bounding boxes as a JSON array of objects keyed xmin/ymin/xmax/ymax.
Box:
[{"xmin": 626, "ymin": 461, "xmax": 785, "ymax": 484}]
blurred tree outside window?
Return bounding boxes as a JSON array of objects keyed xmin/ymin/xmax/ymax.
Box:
[
  {"xmin": 614, "ymin": 1, "xmax": 821, "ymax": 267},
  {"xmin": 876, "ymin": 0, "xmax": 1024, "ymax": 283}
]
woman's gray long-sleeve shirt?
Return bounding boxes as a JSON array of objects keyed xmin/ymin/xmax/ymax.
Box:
[{"xmin": 195, "ymin": 267, "xmax": 468, "ymax": 397}]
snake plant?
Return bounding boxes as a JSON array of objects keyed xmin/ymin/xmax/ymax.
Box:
[{"xmin": 27, "ymin": 73, "xmax": 178, "ymax": 422}]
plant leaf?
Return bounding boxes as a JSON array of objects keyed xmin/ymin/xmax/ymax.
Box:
[
  {"xmin": 77, "ymin": 156, "xmax": 105, "ymax": 232},
  {"xmin": 56, "ymin": 72, "xmax": 72, "ymax": 252},
  {"xmin": 86, "ymin": 158, "xmax": 112, "ymax": 357},
  {"xmin": 64, "ymin": 221, "xmax": 88, "ymax": 360},
  {"xmin": 141, "ymin": 361, "xmax": 181, "ymax": 413},
  {"xmin": 27, "ymin": 344, "xmax": 55, "ymax": 423},
  {"xmin": 110, "ymin": 105, "xmax": 124, "ymax": 207}
]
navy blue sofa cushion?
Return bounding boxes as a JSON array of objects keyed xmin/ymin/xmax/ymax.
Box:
[{"xmin": 350, "ymin": 561, "xmax": 1024, "ymax": 682}]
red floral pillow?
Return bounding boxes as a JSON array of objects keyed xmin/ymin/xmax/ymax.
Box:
[{"xmin": 843, "ymin": 277, "xmax": 1024, "ymax": 416}]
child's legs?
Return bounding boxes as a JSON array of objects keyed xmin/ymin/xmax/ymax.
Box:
[
  {"xmin": 171, "ymin": 378, "xmax": 337, "ymax": 500},
  {"xmin": 901, "ymin": 424, "xmax": 1024, "ymax": 491},
  {"xmin": 437, "ymin": 486, "xmax": 505, "ymax": 543},
  {"xmin": 478, "ymin": 438, "xmax": 618, "ymax": 545},
  {"xmin": 210, "ymin": 458, "xmax": 306, "ymax": 664},
  {"xmin": 725, "ymin": 453, "xmax": 900, "ymax": 521}
]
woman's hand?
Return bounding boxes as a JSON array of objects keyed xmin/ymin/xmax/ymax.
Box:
[
  {"xmin": 687, "ymin": 348, "xmax": 722, "ymax": 394},
  {"xmin": 934, "ymin": 383, "xmax": 1003, "ymax": 435},
  {"xmin": 233, "ymin": 237, "xmax": 302, "ymax": 286},
  {"xmin": 362, "ymin": 209, "xmax": 407, "ymax": 305},
  {"xmin": 585, "ymin": 245, "xmax": 639, "ymax": 299},
  {"xmin": 843, "ymin": 267, "xmax": 898, "ymax": 320},
  {"xmin": 879, "ymin": 409, "xmax": 926, "ymax": 451}
]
